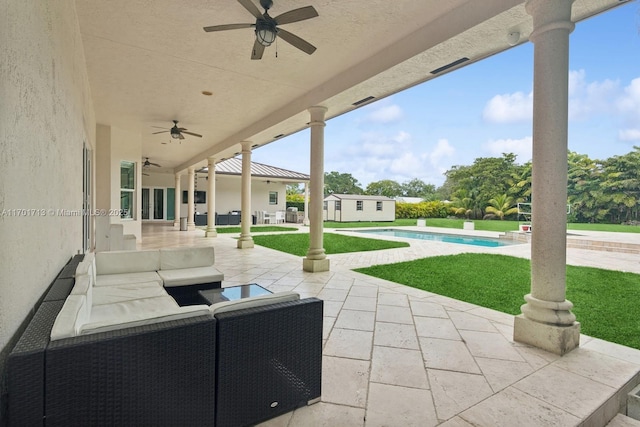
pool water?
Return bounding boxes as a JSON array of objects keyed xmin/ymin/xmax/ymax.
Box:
[{"xmin": 353, "ymin": 229, "xmax": 519, "ymax": 247}]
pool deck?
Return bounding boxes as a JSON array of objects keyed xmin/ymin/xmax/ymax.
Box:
[{"xmin": 141, "ymin": 223, "xmax": 640, "ymax": 426}]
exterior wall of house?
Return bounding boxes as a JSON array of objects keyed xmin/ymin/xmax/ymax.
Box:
[
  {"xmin": 95, "ymin": 125, "xmax": 143, "ymax": 240},
  {"xmin": 0, "ymin": 0, "xmax": 96, "ymax": 384},
  {"xmin": 324, "ymin": 198, "xmax": 395, "ymax": 222},
  {"xmin": 175, "ymin": 176, "xmax": 287, "ymax": 217},
  {"xmin": 141, "ymin": 173, "xmax": 289, "ymax": 220}
]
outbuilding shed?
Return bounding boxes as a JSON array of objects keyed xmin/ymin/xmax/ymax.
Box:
[{"xmin": 324, "ymin": 194, "xmax": 395, "ymax": 222}]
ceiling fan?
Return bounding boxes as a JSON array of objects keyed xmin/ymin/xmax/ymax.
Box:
[
  {"xmin": 203, "ymin": 0, "xmax": 319, "ymax": 60},
  {"xmin": 152, "ymin": 120, "xmax": 202, "ymax": 140},
  {"xmin": 142, "ymin": 157, "xmax": 162, "ymax": 168}
]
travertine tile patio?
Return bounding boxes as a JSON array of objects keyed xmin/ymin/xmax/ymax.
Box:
[{"xmin": 141, "ymin": 223, "xmax": 640, "ymax": 426}]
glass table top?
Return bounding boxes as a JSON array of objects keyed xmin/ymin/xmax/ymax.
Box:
[{"xmin": 198, "ymin": 283, "xmax": 272, "ymax": 305}]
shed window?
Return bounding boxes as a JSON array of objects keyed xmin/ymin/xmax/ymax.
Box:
[
  {"xmin": 323, "ymin": 201, "xmax": 328, "ymax": 210},
  {"xmin": 356, "ymin": 201, "xmax": 363, "ymax": 211},
  {"xmin": 376, "ymin": 201, "xmax": 383, "ymax": 211},
  {"xmin": 335, "ymin": 201, "xmax": 341, "ymax": 210}
]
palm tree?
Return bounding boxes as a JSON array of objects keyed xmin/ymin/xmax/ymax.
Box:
[
  {"xmin": 451, "ymin": 190, "xmax": 475, "ymax": 219},
  {"xmin": 484, "ymin": 194, "xmax": 519, "ymax": 220}
]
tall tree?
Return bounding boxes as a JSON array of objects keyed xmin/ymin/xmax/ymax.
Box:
[
  {"xmin": 567, "ymin": 151, "xmax": 603, "ymax": 223},
  {"xmin": 365, "ymin": 180, "xmax": 403, "ymax": 197},
  {"xmin": 286, "ymin": 183, "xmax": 303, "ymax": 195},
  {"xmin": 600, "ymin": 146, "xmax": 640, "ymax": 223},
  {"xmin": 401, "ymin": 178, "xmax": 436, "ymax": 198},
  {"xmin": 444, "ymin": 153, "xmax": 522, "ymax": 216},
  {"xmin": 324, "ymin": 171, "xmax": 363, "ymax": 195}
]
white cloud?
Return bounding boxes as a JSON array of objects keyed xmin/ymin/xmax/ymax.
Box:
[
  {"xmin": 617, "ymin": 77, "xmax": 640, "ymax": 117},
  {"xmin": 568, "ymin": 69, "xmax": 619, "ymax": 120},
  {"xmin": 619, "ymin": 129, "xmax": 640, "ymax": 141},
  {"xmin": 330, "ymin": 131, "xmax": 458, "ymax": 186},
  {"xmin": 366, "ymin": 104, "xmax": 403, "ymax": 123},
  {"xmin": 389, "ymin": 152, "xmax": 424, "ymax": 176},
  {"xmin": 346, "ymin": 131, "xmax": 412, "ymax": 158},
  {"xmin": 482, "ymin": 91, "xmax": 533, "ymax": 123},
  {"xmin": 482, "ymin": 70, "xmax": 622, "ymax": 124},
  {"xmin": 429, "ymin": 139, "xmax": 455, "ymax": 168},
  {"xmin": 483, "ymin": 136, "xmax": 533, "ymax": 163}
]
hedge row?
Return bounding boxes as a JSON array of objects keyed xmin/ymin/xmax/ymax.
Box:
[{"xmin": 395, "ymin": 201, "xmax": 451, "ymax": 219}]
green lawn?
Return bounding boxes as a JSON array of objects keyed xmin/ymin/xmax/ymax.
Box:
[
  {"xmin": 213, "ymin": 225, "xmax": 298, "ymax": 233},
  {"xmin": 355, "ymin": 253, "xmax": 640, "ymax": 350},
  {"xmin": 324, "ymin": 219, "xmax": 417, "ymax": 228},
  {"xmin": 251, "ymin": 232, "xmax": 409, "ymax": 257},
  {"xmin": 325, "ymin": 218, "xmax": 640, "ymax": 233}
]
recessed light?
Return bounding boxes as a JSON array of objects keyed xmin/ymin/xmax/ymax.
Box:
[
  {"xmin": 274, "ymin": 134, "xmax": 284, "ymax": 139},
  {"xmin": 201, "ymin": 90, "xmax": 213, "ymax": 96}
]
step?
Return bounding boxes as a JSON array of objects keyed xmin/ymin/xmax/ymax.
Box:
[{"xmin": 606, "ymin": 414, "xmax": 640, "ymax": 427}]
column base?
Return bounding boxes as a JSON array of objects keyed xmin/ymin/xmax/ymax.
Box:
[
  {"xmin": 173, "ymin": 221, "xmax": 180, "ymax": 229},
  {"xmin": 303, "ymin": 257, "xmax": 330, "ymax": 273},
  {"xmin": 513, "ymin": 314, "xmax": 580, "ymax": 355},
  {"xmin": 205, "ymin": 228, "xmax": 217, "ymax": 237},
  {"xmin": 187, "ymin": 223, "xmax": 196, "ymax": 231},
  {"xmin": 237, "ymin": 238, "xmax": 254, "ymax": 249}
]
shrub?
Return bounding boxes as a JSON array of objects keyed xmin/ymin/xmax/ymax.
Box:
[{"xmin": 395, "ymin": 201, "xmax": 449, "ymax": 219}]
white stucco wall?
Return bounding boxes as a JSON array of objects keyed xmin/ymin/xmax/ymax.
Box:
[
  {"xmin": 141, "ymin": 173, "xmax": 289, "ymax": 218},
  {"xmin": 324, "ymin": 197, "xmax": 395, "ymax": 222},
  {"xmin": 95, "ymin": 125, "xmax": 142, "ymax": 240},
  {"xmin": 143, "ymin": 171, "xmax": 175, "ymax": 187},
  {"xmin": 1, "ymin": 1, "xmax": 95, "ymax": 354}
]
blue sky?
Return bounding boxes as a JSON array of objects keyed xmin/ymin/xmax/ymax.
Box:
[{"xmin": 252, "ymin": 2, "xmax": 640, "ymax": 188}]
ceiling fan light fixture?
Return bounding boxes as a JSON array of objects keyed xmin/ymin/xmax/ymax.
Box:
[
  {"xmin": 170, "ymin": 131, "xmax": 181, "ymax": 139},
  {"xmin": 255, "ymin": 22, "xmax": 277, "ymax": 46}
]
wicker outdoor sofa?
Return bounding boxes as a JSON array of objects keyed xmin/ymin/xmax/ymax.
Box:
[{"xmin": 7, "ymin": 252, "xmax": 323, "ymax": 427}]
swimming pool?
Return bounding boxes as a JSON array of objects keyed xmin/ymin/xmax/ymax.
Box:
[{"xmin": 353, "ymin": 229, "xmax": 519, "ymax": 247}]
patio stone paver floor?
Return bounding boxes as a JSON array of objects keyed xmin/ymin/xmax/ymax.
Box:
[{"xmin": 141, "ymin": 223, "xmax": 640, "ymax": 426}]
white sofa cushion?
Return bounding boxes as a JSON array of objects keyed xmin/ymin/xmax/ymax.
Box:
[
  {"xmin": 92, "ymin": 281, "xmax": 168, "ymax": 305},
  {"xmin": 95, "ymin": 271, "xmax": 163, "ymax": 287},
  {"xmin": 50, "ymin": 295, "xmax": 89, "ymax": 341},
  {"xmin": 70, "ymin": 274, "xmax": 93, "ymax": 309},
  {"xmin": 157, "ymin": 266, "xmax": 224, "ymax": 288},
  {"xmin": 209, "ymin": 291, "xmax": 300, "ymax": 315},
  {"xmin": 96, "ymin": 249, "xmax": 160, "ymax": 275},
  {"xmin": 159, "ymin": 246, "xmax": 214, "ymax": 270},
  {"xmin": 81, "ymin": 296, "xmax": 210, "ymax": 335},
  {"xmin": 70, "ymin": 274, "xmax": 91, "ymax": 295}
]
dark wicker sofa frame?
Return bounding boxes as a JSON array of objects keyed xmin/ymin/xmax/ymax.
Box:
[{"xmin": 7, "ymin": 257, "xmax": 323, "ymax": 427}]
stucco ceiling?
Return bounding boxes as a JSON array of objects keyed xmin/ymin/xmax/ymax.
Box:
[{"xmin": 74, "ymin": 0, "xmax": 627, "ymax": 174}]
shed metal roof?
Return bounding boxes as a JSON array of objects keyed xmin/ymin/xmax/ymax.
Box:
[{"xmin": 325, "ymin": 194, "xmax": 395, "ymax": 201}]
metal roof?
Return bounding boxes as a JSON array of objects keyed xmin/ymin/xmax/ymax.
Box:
[{"xmin": 202, "ymin": 157, "xmax": 309, "ymax": 181}]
